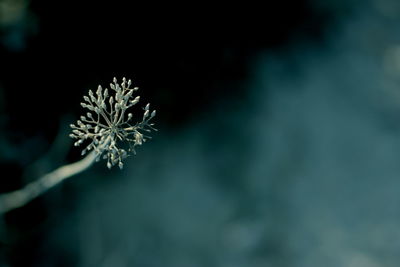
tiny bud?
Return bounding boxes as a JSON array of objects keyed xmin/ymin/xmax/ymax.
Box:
[
  {"xmin": 134, "ymin": 132, "xmax": 143, "ymax": 145},
  {"xmin": 144, "ymin": 110, "xmax": 149, "ymax": 118},
  {"xmin": 116, "ymin": 92, "xmax": 121, "ymax": 102},
  {"xmin": 119, "ymin": 161, "xmax": 123, "ymax": 170},
  {"xmin": 107, "ymin": 161, "xmax": 112, "ymax": 169},
  {"xmin": 145, "ymin": 103, "xmax": 150, "ymax": 111},
  {"xmin": 109, "ymin": 96, "xmax": 114, "ymax": 105},
  {"xmin": 97, "ymin": 85, "xmax": 102, "ymax": 96},
  {"xmin": 130, "ymin": 96, "xmax": 140, "ymax": 105},
  {"xmin": 126, "ymin": 89, "xmax": 133, "ymax": 98},
  {"xmin": 89, "ymin": 90, "xmax": 96, "ymax": 100},
  {"xmin": 133, "ymin": 87, "xmax": 139, "ymax": 91},
  {"xmin": 113, "ymin": 77, "xmax": 117, "ymax": 83},
  {"xmin": 151, "ymin": 110, "xmax": 156, "ymax": 117},
  {"xmin": 87, "ymin": 112, "xmax": 92, "ymax": 118},
  {"xmin": 83, "ymin": 96, "xmax": 90, "ymax": 102}
]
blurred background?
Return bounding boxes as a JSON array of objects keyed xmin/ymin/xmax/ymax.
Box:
[{"xmin": 1, "ymin": 0, "xmax": 400, "ymax": 266}]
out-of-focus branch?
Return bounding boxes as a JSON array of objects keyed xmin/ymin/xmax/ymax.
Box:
[
  {"xmin": 0, "ymin": 151, "xmax": 97, "ymax": 214},
  {"xmin": 22, "ymin": 115, "xmax": 74, "ymax": 183}
]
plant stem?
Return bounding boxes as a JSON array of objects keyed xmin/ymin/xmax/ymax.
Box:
[{"xmin": 0, "ymin": 151, "xmax": 97, "ymax": 214}]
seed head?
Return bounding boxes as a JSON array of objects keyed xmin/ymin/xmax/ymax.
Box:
[{"xmin": 70, "ymin": 77, "xmax": 157, "ymax": 169}]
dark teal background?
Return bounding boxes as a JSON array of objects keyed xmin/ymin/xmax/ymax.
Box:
[{"xmin": 2, "ymin": 0, "xmax": 400, "ymax": 266}]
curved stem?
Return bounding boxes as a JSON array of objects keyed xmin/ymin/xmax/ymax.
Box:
[{"xmin": 0, "ymin": 151, "xmax": 97, "ymax": 214}]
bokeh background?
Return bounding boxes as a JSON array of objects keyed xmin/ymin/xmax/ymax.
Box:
[{"xmin": 2, "ymin": 0, "xmax": 400, "ymax": 266}]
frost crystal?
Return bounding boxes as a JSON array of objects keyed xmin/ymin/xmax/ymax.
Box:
[{"xmin": 69, "ymin": 77, "xmax": 157, "ymax": 169}]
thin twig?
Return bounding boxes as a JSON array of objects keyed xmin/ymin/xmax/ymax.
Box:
[{"xmin": 0, "ymin": 151, "xmax": 97, "ymax": 214}]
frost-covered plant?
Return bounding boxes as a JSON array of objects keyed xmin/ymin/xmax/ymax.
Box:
[
  {"xmin": 0, "ymin": 77, "xmax": 156, "ymax": 213},
  {"xmin": 69, "ymin": 77, "xmax": 156, "ymax": 169}
]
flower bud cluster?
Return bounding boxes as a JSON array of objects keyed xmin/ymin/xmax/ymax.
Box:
[{"xmin": 70, "ymin": 77, "xmax": 157, "ymax": 169}]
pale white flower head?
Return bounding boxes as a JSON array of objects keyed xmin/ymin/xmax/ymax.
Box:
[{"xmin": 69, "ymin": 77, "xmax": 157, "ymax": 169}]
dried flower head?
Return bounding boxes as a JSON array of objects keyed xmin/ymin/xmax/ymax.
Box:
[{"xmin": 69, "ymin": 77, "xmax": 157, "ymax": 169}]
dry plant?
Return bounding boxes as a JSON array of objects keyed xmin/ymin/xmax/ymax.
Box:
[{"xmin": 0, "ymin": 77, "xmax": 156, "ymax": 213}]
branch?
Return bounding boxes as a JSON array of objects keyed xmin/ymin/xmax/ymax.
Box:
[{"xmin": 0, "ymin": 151, "xmax": 97, "ymax": 214}]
